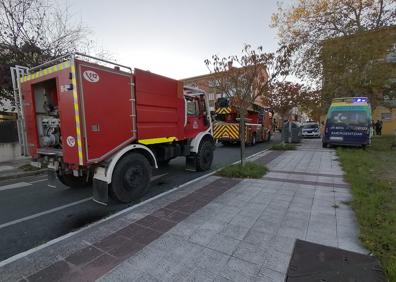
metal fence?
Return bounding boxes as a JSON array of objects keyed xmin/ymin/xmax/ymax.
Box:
[{"xmin": 0, "ymin": 120, "xmax": 19, "ymax": 143}]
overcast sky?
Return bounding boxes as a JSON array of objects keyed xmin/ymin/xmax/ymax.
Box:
[{"xmin": 63, "ymin": 0, "xmax": 291, "ymax": 79}]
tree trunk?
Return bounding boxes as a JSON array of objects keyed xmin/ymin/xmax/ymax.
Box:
[{"xmin": 239, "ymin": 114, "xmax": 246, "ymax": 166}]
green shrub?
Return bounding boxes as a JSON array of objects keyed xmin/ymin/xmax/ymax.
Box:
[{"xmin": 217, "ymin": 162, "xmax": 267, "ymax": 179}]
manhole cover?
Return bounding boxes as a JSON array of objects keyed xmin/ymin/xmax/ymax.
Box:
[{"xmin": 286, "ymin": 239, "xmax": 386, "ymax": 282}]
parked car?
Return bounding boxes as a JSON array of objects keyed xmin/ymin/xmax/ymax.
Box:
[{"xmin": 302, "ymin": 122, "xmax": 321, "ymax": 138}]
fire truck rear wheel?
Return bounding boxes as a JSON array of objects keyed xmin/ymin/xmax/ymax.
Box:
[
  {"xmin": 196, "ymin": 139, "xmax": 214, "ymax": 171},
  {"xmin": 111, "ymin": 153, "xmax": 152, "ymax": 203},
  {"xmin": 57, "ymin": 173, "xmax": 91, "ymax": 188}
]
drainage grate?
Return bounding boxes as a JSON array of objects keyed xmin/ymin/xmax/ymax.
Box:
[{"xmin": 286, "ymin": 239, "xmax": 386, "ymax": 282}]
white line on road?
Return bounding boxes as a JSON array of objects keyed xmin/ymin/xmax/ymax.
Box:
[
  {"xmin": 0, "ymin": 182, "xmax": 32, "ymax": 191},
  {"xmin": 29, "ymin": 178, "xmax": 48, "ymax": 184},
  {"xmin": 151, "ymin": 173, "xmax": 168, "ymax": 181},
  {"xmin": 0, "ymin": 197, "xmax": 92, "ymax": 231}
]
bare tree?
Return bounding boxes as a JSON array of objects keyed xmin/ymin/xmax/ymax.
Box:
[
  {"xmin": 0, "ymin": 0, "xmax": 88, "ymax": 109},
  {"xmin": 205, "ymin": 44, "xmax": 294, "ymax": 165}
]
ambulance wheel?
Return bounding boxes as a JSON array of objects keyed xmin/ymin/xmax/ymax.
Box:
[
  {"xmin": 111, "ymin": 153, "xmax": 152, "ymax": 203},
  {"xmin": 57, "ymin": 173, "xmax": 91, "ymax": 188},
  {"xmin": 196, "ymin": 139, "xmax": 214, "ymax": 171}
]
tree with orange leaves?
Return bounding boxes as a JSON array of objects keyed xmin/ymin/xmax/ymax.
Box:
[{"xmin": 272, "ymin": 0, "xmax": 396, "ymax": 85}]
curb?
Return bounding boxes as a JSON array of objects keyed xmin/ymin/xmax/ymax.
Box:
[{"xmin": 0, "ymin": 169, "xmax": 48, "ymax": 182}]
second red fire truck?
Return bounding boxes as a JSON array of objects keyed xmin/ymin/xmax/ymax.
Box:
[{"xmin": 213, "ymin": 97, "xmax": 273, "ymax": 145}]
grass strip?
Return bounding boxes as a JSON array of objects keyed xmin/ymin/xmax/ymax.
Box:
[{"xmin": 337, "ymin": 136, "xmax": 396, "ymax": 281}]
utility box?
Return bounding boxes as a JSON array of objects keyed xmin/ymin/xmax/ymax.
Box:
[{"xmin": 282, "ymin": 121, "xmax": 302, "ymax": 143}]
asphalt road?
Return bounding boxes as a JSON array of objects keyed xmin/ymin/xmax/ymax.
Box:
[{"xmin": 0, "ymin": 134, "xmax": 280, "ymax": 261}]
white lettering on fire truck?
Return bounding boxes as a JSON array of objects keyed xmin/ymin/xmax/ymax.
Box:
[
  {"xmin": 66, "ymin": 136, "xmax": 76, "ymax": 147},
  {"xmin": 83, "ymin": 70, "xmax": 100, "ymax": 83}
]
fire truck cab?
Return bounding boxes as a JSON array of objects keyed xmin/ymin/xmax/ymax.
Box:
[{"xmin": 15, "ymin": 53, "xmax": 214, "ymax": 204}]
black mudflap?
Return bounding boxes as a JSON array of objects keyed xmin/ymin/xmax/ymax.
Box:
[
  {"xmin": 185, "ymin": 155, "xmax": 197, "ymax": 171},
  {"xmin": 286, "ymin": 239, "xmax": 386, "ymax": 282},
  {"xmin": 92, "ymin": 179, "xmax": 109, "ymax": 205}
]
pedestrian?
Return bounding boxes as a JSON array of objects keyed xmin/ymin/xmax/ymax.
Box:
[
  {"xmin": 375, "ymin": 120, "xmax": 383, "ymax": 136},
  {"xmin": 372, "ymin": 120, "xmax": 376, "ymax": 136},
  {"xmin": 379, "ymin": 120, "xmax": 383, "ymax": 135}
]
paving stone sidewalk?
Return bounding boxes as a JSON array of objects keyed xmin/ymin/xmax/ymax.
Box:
[{"xmin": 0, "ymin": 139, "xmax": 366, "ymax": 282}]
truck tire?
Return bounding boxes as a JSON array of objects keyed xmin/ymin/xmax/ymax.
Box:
[
  {"xmin": 57, "ymin": 173, "xmax": 91, "ymax": 188},
  {"xmin": 111, "ymin": 153, "xmax": 152, "ymax": 203},
  {"xmin": 196, "ymin": 139, "xmax": 214, "ymax": 171}
]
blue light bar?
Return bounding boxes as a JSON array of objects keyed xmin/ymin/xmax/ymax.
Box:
[{"xmin": 352, "ymin": 97, "xmax": 368, "ymax": 103}]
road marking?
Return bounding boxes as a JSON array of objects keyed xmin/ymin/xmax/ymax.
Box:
[
  {"xmin": 30, "ymin": 178, "xmax": 47, "ymax": 184},
  {"xmin": 0, "ymin": 147, "xmax": 271, "ymax": 267},
  {"xmin": 0, "ymin": 182, "xmax": 32, "ymax": 191},
  {"xmin": 0, "ymin": 197, "xmax": 92, "ymax": 231},
  {"xmin": 151, "ymin": 173, "xmax": 168, "ymax": 181}
]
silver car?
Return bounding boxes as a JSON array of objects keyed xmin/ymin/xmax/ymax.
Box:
[{"xmin": 302, "ymin": 122, "xmax": 321, "ymax": 138}]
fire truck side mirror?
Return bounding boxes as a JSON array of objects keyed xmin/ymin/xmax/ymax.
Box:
[{"xmin": 211, "ymin": 112, "xmax": 216, "ymax": 119}]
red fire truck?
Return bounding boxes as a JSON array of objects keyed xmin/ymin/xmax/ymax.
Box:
[
  {"xmin": 15, "ymin": 53, "xmax": 214, "ymax": 204},
  {"xmin": 213, "ymin": 97, "xmax": 272, "ymax": 145}
]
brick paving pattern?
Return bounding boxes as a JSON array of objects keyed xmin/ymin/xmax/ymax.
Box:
[{"xmin": 25, "ymin": 178, "xmax": 240, "ymax": 282}]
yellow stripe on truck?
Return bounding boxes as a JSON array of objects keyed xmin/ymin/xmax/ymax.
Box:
[
  {"xmin": 20, "ymin": 61, "xmax": 71, "ymax": 83},
  {"xmin": 215, "ymin": 107, "xmax": 232, "ymax": 114},
  {"xmin": 70, "ymin": 64, "xmax": 84, "ymax": 166},
  {"xmin": 213, "ymin": 123, "xmax": 239, "ymax": 140},
  {"xmin": 138, "ymin": 137, "xmax": 177, "ymax": 145}
]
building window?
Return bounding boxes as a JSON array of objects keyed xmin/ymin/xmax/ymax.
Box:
[{"xmin": 381, "ymin": 112, "xmax": 392, "ymax": 121}]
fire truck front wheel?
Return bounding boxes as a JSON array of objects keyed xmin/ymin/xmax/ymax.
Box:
[
  {"xmin": 196, "ymin": 139, "xmax": 214, "ymax": 171},
  {"xmin": 111, "ymin": 153, "xmax": 152, "ymax": 203}
]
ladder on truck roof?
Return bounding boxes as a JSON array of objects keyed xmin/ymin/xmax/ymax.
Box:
[{"xmin": 10, "ymin": 65, "xmax": 30, "ymax": 156}]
